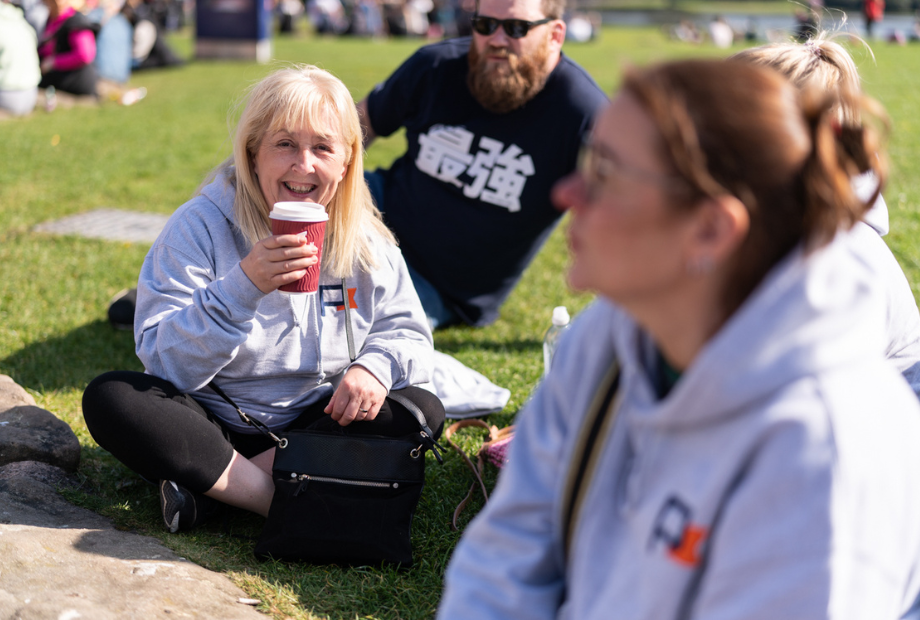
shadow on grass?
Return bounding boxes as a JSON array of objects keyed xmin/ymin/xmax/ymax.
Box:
[
  {"xmin": 1, "ymin": 320, "xmax": 142, "ymax": 394},
  {"xmin": 62, "ymin": 441, "xmax": 267, "ymax": 557},
  {"xmin": 433, "ymin": 335, "xmax": 542, "ymax": 355}
]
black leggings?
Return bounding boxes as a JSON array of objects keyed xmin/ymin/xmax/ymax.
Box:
[
  {"xmin": 39, "ymin": 65, "xmax": 98, "ymax": 97},
  {"xmin": 82, "ymin": 371, "xmax": 445, "ymax": 494}
]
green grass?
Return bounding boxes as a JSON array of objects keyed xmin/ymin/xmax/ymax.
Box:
[{"xmin": 3, "ymin": 25, "xmax": 920, "ymax": 619}]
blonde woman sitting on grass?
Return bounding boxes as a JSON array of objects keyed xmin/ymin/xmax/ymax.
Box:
[
  {"xmin": 82, "ymin": 65, "xmax": 444, "ymax": 533},
  {"xmin": 732, "ymin": 34, "xmax": 920, "ymax": 399}
]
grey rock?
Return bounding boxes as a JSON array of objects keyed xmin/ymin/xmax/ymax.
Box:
[
  {"xmin": 0, "ymin": 375, "xmax": 37, "ymax": 412},
  {"xmin": 0, "ymin": 460, "xmax": 78, "ymax": 490},
  {"xmin": 0, "ymin": 377, "xmax": 267, "ymax": 619},
  {"xmin": 0, "ymin": 476, "xmax": 266, "ymax": 619},
  {"xmin": 0, "ymin": 406, "xmax": 81, "ymax": 472}
]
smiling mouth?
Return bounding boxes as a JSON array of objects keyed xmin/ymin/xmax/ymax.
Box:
[{"xmin": 284, "ymin": 181, "xmax": 317, "ymax": 195}]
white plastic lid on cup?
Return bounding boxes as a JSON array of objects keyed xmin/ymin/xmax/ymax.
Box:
[{"xmin": 270, "ymin": 201, "xmax": 328, "ymax": 222}]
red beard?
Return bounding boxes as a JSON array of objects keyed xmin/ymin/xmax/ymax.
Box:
[{"xmin": 466, "ymin": 36, "xmax": 552, "ymax": 114}]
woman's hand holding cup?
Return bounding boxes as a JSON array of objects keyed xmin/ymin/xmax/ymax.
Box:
[{"xmin": 240, "ymin": 234, "xmax": 319, "ymax": 294}]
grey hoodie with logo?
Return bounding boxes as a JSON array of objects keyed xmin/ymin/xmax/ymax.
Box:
[
  {"xmin": 440, "ymin": 227, "xmax": 920, "ymax": 619},
  {"xmin": 134, "ymin": 171, "xmax": 433, "ymax": 433}
]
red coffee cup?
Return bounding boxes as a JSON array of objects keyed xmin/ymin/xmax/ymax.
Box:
[{"xmin": 270, "ymin": 202, "xmax": 329, "ymax": 294}]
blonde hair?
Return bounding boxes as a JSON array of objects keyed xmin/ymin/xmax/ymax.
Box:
[
  {"xmin": 208, "ymin": 64, "xmax": 394, "ymax": 278},
  {"xmin": 730, "ymin": 32, "xmax": 871, "ymax": 124}
]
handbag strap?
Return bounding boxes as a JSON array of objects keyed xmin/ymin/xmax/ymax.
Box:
[
  {"xmin": 560, "ymin": 358, "xmax": 621, "ymax": 561},
  {"xmin": 208, "ymin": 380, "xmax": 288, "ymax": 449},
  {"xmin": 207, "ymin": 380, "xmax": 442, "ymax": 458},
  {"xmin": 342, "ymin": 277, "xmax": 356, "ymax": 362},
  {"xmin": 386, "ymin": 391, "xmax": 444, "ymax": 463},
  {"xmin": 443, "ymin": 419, "xmax": 497, "ymax": 530}
]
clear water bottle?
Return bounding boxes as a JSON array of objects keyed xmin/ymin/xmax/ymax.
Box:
[
  {"xmin": 543, "ymin": 306, "xmax": 570, "ymax": 377},
  {"xmin": 44, "ymin": 86, "xmax": 56, "ymax": 113}
]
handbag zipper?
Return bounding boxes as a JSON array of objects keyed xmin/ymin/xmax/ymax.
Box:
[{"xmin": 290, "ymin": 473, "xmax": 399, "ymax": 494}]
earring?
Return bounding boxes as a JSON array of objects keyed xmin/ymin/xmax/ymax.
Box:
[{"xmin": 686, "ymin": 255, "xmax": 714, "ymax": 276}]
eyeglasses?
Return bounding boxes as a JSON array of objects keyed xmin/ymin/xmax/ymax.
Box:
[
  {"xmin": 578, "ymin": 138, "xmax": 688, "ymax": 199},
  {"xmin": 470, "ymin": 14, "xmax": 553, "ymax": 39}
]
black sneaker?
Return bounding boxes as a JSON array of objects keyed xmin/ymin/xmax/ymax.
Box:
[
  {"xmin": 107, "ymin": 288, "xmax": 137, "ymax": 331},
  {"xmin": 159, "ymin": 480, "xmax": 219, "ymax": 533}
]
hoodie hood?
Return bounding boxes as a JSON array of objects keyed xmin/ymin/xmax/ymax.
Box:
[
  {"xmin": 612, "ymin": 228, "xmax": 887, "ymax": 430},
  {"xmin": 200, "ymin": 168, "xmax": 237, "ymax": 223}
]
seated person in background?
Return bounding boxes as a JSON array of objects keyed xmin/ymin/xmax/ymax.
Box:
[
  {"xmin": 793, "ymin": 7, "xmax": 819, "ymax": 41},
  {"xmin": 11, "ymin": 0, "xmax": 47, "ymax": 37},
  {"xmin": 731, "ymin": 34, "xmax": 920, "ymax": 398},
  {"xmin": 122, "ymin": 0, "xmax": 183, "ymax": 69},
  {"xmin": 275, "ymin": 0, "xmax": 303, "ymax": 33},
  {"xmin": 39, "ymin": 0, "xmax": 146, "ymax": 105},
  {"xmin": 707, "ymin": 15, "xmax": 734, "ymax": 48},
  {"xmin": 38, "ymin": 0, "xmax": 99, "ymax": 96},
  {"xmin": 671, "ymin": 19, "xmax": 702, "ymax": 44},
  {"xmin": 82, "ymin": 65, "xmax": 444, "ymax": 533},
  {"xmin": 90, "ymin": 0, "xmax": 133, "ymax": 86},
  {"xmin": 306, "ymin": 0, "xmax": 348, "ymax": 34},
  {"xmin": 0, "ymin": 0, "xmax": 41, "ymax": 116},
  {"xmin": 439, "ymin": 58, "xmax": 920, "ymax": 619},
  {"xmin": 348, "ymin": 0, "xmax": 385, "ymax": 37},
  {"xmin": 358, "ymin": 0, "xmax": 607, "ymax": 328},
  {"xmin": 563, "ymin": 10, "xmax": 599, "ymax": 43}
]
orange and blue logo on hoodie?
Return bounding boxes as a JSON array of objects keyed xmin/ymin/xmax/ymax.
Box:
[{"xmin": 649, "ymin": 495, "xmax": 709, "ymax": 567}]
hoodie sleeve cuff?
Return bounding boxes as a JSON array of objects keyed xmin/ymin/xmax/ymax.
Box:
[
  {"xmin": 215, "ymin": 263, "xmax": 266, "ymax": 315},
  {"xmin": 348, "ymin": 349, "xmax": 399, "ymax": 393}
]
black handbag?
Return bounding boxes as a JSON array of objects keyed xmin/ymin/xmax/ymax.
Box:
[{"xmin": 209, "ymin": 279, "xmax": 443, "ymax": 567}]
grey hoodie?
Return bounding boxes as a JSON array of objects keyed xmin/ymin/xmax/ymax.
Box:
[
  {"xmin": 850, "ymin": 221, "xmax": 920, "ymax": 395},
  {"xmin": 134, "ymin": 171, "xmax": 433, "ymax": 433},
  {"xmin": 440, "ymin": 227, "xmax": 920, "ymax": 619}
]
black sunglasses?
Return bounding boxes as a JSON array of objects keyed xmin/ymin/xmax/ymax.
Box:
[{"xmin": 471, "ymin": 14, "xmax": 553, "ymax": 38}]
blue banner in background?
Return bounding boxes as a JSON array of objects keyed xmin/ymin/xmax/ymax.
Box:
[{"xmin": 196, "ymin": 0, "xmax": 271, "ymax": 41}]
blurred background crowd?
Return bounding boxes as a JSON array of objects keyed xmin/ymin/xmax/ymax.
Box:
[
  {"xmin": 0, "ymin": 0, "xmax": 603, "ymax": 118},
  {"xmin": 0, "ymin": 0, "xmax": 185, "ymax": 116},
  {"xmin": 282, "ymin": 0, "xmax": 601, "ymax": 41},
  {"xmin": 6, "ymin": 0, "xmax": 920, "ymax": 120}
]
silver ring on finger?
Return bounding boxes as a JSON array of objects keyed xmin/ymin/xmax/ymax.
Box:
[{"xmin": 359, "ymin": 408, "xmax": 369, "ymax": 413}]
